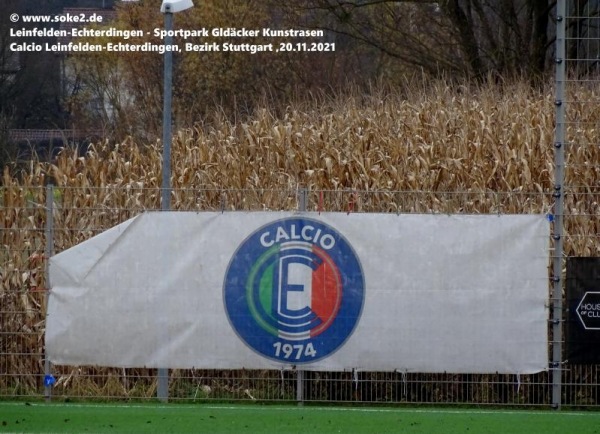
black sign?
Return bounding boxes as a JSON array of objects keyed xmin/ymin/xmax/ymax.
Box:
[{"xmin": 566, "ymin": 258, "xmax": 600, "ymax": 364}]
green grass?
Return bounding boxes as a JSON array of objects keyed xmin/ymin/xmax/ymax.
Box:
[{"xmin": 1, "ymin": 402, "xmax": 600, "ymax": 433}]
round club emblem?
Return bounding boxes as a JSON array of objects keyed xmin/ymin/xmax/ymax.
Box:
[{"xmin": 223, "ymin": 217, "xmax": 365, "ymax": 364}]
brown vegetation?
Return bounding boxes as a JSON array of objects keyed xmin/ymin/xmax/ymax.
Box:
[{"xmin": 1, "ymin": 79, "xmax": 599, "ymax": 402}]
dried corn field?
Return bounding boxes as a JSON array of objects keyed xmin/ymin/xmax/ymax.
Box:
[{"xmin": 1, "ymin": 79, "xmax": 600, "ymax": 406}]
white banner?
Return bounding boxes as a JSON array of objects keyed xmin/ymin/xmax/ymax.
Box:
[{"xmin": 46, "ymin": 212, "xmax": 549, "ymax": 374}]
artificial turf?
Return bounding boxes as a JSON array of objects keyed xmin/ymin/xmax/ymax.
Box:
[{"xmin": 1, "ymin": 402, "xmax": 600, "ymax": 433}]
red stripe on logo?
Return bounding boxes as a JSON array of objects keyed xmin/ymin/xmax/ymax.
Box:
[{"xmin": 311, "ymin": 250, "xmax": 342, "ymax": 337}]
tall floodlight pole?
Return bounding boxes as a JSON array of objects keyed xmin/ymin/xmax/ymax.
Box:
[{"xmin": 159, "ymin": 0, "xmax": 194, "ymax": 402}]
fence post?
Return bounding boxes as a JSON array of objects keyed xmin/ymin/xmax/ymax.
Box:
[
  {"xmin": 44, "ymin": 184, "xmax": 54, "ymax": 401},
  {"xmin": 551, "ymin": 0, "xmax": 566, "ymax": 410},
  {"xmin": 296, "ymin": 187, "xmax": 308, "ymax": 405}
]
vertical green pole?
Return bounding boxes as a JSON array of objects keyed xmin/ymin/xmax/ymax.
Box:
[
  {"xmin": 552, "ymin": 0, "xmax": 566, "ymax": 410},
  {"xmin": 158, "ymin": 9, "xmax": 174, "ymax": 403},
  {"xmin": 44, "ymin": 184, "xmax": 54, "ymax": 401}
]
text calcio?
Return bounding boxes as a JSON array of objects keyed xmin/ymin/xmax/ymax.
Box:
[{"xmin": 259, "ymin": 224, "xmax": 336, "ymax": 250}]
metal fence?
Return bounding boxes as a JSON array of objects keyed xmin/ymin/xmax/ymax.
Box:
[
  {"xmin": 558, "ymin": 0, "xmax": 600, "ymax": 410},
  {"xmin": 0, "ymin": 184, "xmax": 598, "ymax": 407},
  {"xmin": 2, "ymin": 0, "xmax": 600, "ymax": 409}
]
